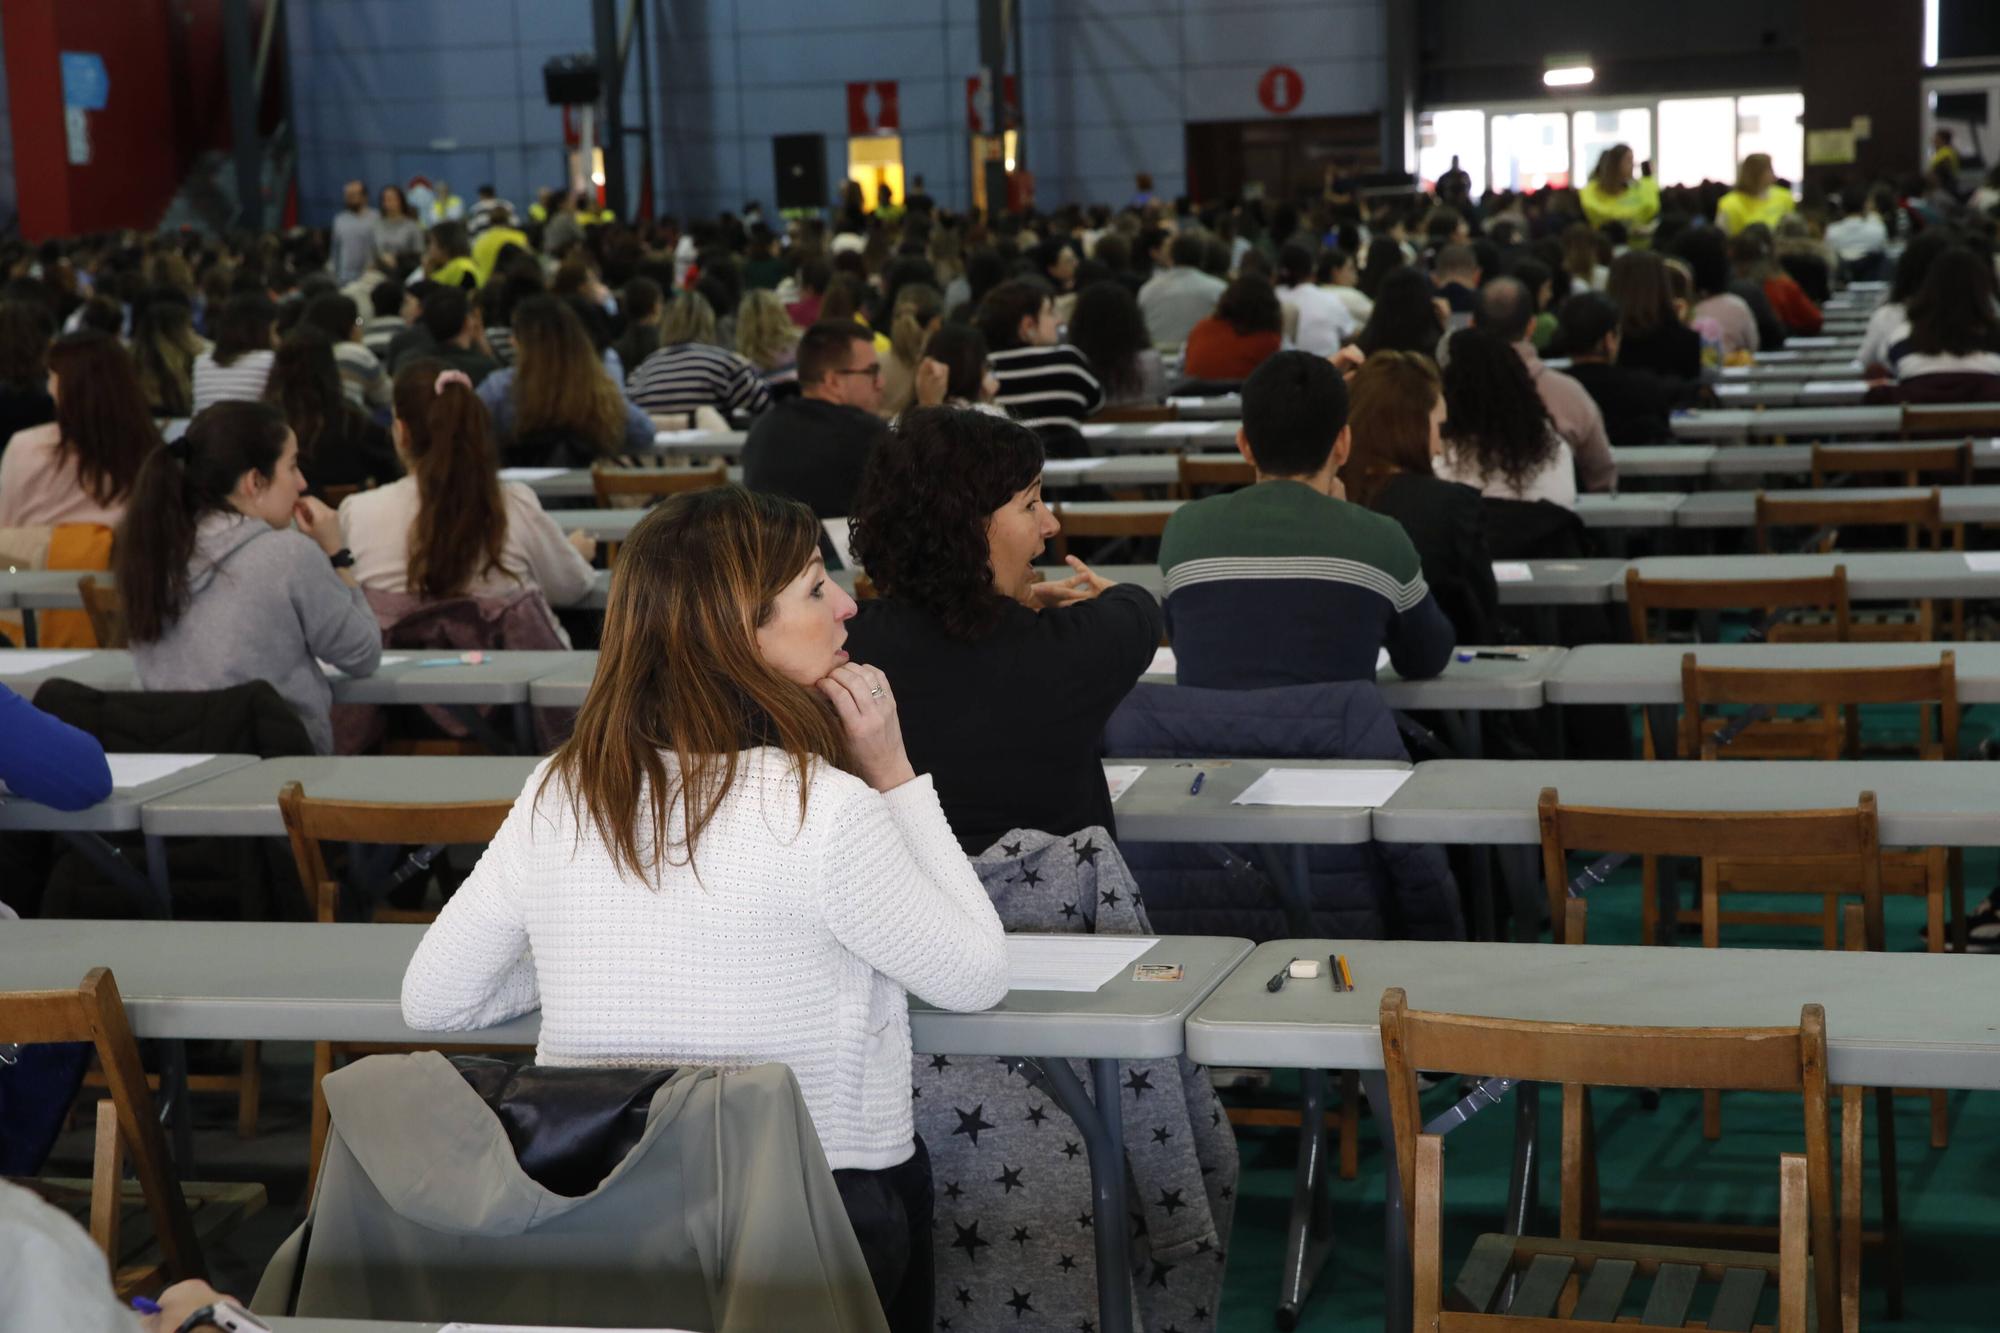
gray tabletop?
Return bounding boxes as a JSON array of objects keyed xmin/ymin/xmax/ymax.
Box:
[
  {"xmin": 1107, "ymin": 758, "xmax": 1401, "ymax": 846},
  {"xmin": 649, "ymin": 427, "xmax": 746, "ymax": 456},
  {"xmin": 1676, "ymin": 483, "xmax": 2000, "ymax": 527},
  {"xmin": 0, "ymin": 647, "xmax": 140, "ymax": 701},
  {"xmin": 0, "ymin": 567, "xmax": 97, "ymax": 610},
  {"xmin": 137, "ymin": 756, "xmax": 544, "ymax": 838},
  {"xmin": 0, "ymin": 753, "xmax": 258, "ymax": 834},
  {"xmin": 0, "ymin": 921, "xmax": 1249, "ymax": 1061},
  {"xmin": 1371, "ymin": 757, "xmax": 2000, "ymax": 847},
  {"xmin": 0, "ymin": 649, "xmax": 580, "ymax": 707},
  {"xmin": 1049, "ymin": 493, "xmax": 1686, "ymax": 531},
  {"xmin": 1706, "ymin": 436, "xmax": 2000, "ymax": 481},
  {"xmin": 1712, "ymin": 380, "xmax": 1869, "ymax": 408},
  {"xmin": 266, "ymin": 1322, "xmax": 455, "ymax": 1332},
  {"xmin": 1183, "ymin": 939, "xmax": 2000, "ymax": 1091},
  {"xmin": 505, "ymin": 463, "xmax": 744, "ymax": 499},
  {"xmin": 1546, "ymin": 642, "xmax": 1994, "ymax": 704},
  {"xmin": 1715, "ymin": 361, "xmax": 1864, "ymax": 381},
  {"xmin": 1624, "ymin": 551, "xmax": 2000, "ymax": 600},
  {"xmin": 1612, "ymin": 445, "xmax": 1715, "ymax": 479},
  {"xmin": 1670, "ymin": 405, "xmax": 1903, "ymax": 441}
]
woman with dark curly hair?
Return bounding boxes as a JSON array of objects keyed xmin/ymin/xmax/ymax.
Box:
[
  {"xmin": 843, "ymin": 407, "xmax": 1163, "ymax": 853},
  {"xmin": 1433, "ymin": 329, "xmax": 1575, "ymax": 507},
  {"xmin": 1180, "ymin": 274, "xmax": 1283, "ymax": 380}
]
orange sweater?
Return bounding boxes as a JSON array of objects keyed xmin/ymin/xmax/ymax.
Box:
[{"xmin": 1181, "ymin": 318, "xmax": 1281, "ymax": 381}]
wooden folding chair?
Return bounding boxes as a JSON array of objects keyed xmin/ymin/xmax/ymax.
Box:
[
  {"xmin": 1899, "ymin": 403, "xmax": 2000, "ymax": 440},
  {"xmin": 1047, "ymin": 504, "xmax": 1171, "ymax": 560},
  {"xmin": 1383, "ymin": 987, "xmax": 1835, "ymax": 1332},
  {"xmin": 590, "ymin": 462, "xmax": 729, "ymax": 559},
  {"xmin": 1678, "ymin": 654, "xmax": 1959, "ymax": 1149},
  {"xmin": 1625, "ymin": 567, "xmax": 1853, "ymax": 756},
  {"xmin": 1174, "ymin": 454, "xmax": 1254, "ymax": 499},
  {"xmin": 76, "ymin": 575, "xmax": 126, "ymax": 649},
  {"xmin": 1765, "ymin": 483, "xmax": 1962, "ymax": 638},
  {"xmin": 0, "ymin": 969, "xmax": 266, "ymax": 1295},
  {"xmin": 277, "ymin": 781, "xmax": 526, "ymax": 1187},
  {"xmin": 1537, "ymin": 791, "xmax": 1900, "ymax": 1323},
  {"xmin": 1810, "ymin": 440, "xmax": 1972, "ymax": 490},
  {"xmin": 1089, "ymin": 403, "xmax": 1178, "ymax": 423}
]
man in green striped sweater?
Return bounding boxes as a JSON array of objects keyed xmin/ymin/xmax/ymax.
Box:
[{"xmin": 1158, "ymin": 351, "xmax": 1456, "ymax": 688}]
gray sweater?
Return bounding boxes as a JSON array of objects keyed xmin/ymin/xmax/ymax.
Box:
[{"xmin": 133, "ymin": 512, "xmax": 382, "ymax": 753}]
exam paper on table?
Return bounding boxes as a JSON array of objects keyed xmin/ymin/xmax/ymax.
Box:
[
  {"xmin": 1231, "ymin": 767, "xmax": 1412, "ymax": 808},
  {"xmin": 1492, "ymin": 562, "xmax": 1534, "ymax": 583},
  {"xmin": 1005, "ymin": 934, "xmax": 1159, "ymax": 992},
  {"xmin": 1042, "ymin": 457, "xmax": 1111, "ymax": 476},
  {"xmin": 107, "ymin": 754, "xmax": 216, "ymax": 789},
  {"xmin": 1104, "ymin": 765, "xmax": 1146, "ymax": 803},
  {"xmin": 0, "ymin": 650, "xmax": 94, "ymax": 675},
  {"xmin": 1079, "ymin": 423, "xmax": 1116, "ymax": 437},
  {"xmin": 1968, "ymin": 553, "xmax": 2000, "ymax": 573},
  {"xmin": 498, "ymin": 466, "xmax": 569, "ymax": 481},
  {"xmin": 319, "ymin": 655, "xmax": 411, "ymax": 675}
]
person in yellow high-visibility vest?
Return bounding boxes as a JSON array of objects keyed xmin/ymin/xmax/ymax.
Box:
[
  {"xmin": 1578, "ymin": 144, "xmax": 1659, "ymax": 231},
  {"xmin": 1715, "ymin": 153, "xmax": 1795, "ymax": 235}
]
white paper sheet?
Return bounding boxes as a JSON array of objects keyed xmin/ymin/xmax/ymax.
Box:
[
  {"xmin": 1005, "ymin": 933, "xmax": 1159, "ymax": 992},
  {"xmin": 1801, "ymin": 380, "xmax": 1868, "ymax": 395},
  {"xmin": 107, "ymin": 754, "xmax": 215, "ymax": 790},
  {"xmin": 1147, "ymin": 647, "xmax": 1177, "ymax": 675},
  {"xmin": 1104, "ymin": 765, "xmax": 1146, "ymax": 804},
  {"xmin": 1492, "ymin": 562, "xmax": 1534, "ymax": 583},
  {"xmin": 319, "ymin": 655, "xmax": 411, "ymax": 676},
  {"xmin": 498, "ymin": 467, "xmax": 569, "ymax": 481},
  {"xmin": 1967, "ymin": 553, "xmax": 2000, "ymax": 572},
  {"xmin": 1147, "ymin": 421, "xmax": 1192, "ymax": 436},
  {"xmin": 654, "ymin": 429, "xmax": 714, "ymax": 443},
  {"xmin": 1079, "ymin": 423, "xmax": 1116, "ymax": 437},
  {"xmin": 1230, "ymin": 767, "xmax": 1411, "ymax": 808},
  {"xmin": 1715, "ymin": 383, "xmax": 1753, "ymax": 397},
  {"xmin": 1042, "ymin": 457, "xmax": 1110, "ymax": 476},
  {"xmin": 1786, "ymin": 336, "xmax": 1840, "ymax": 348},
  {"xmin": 0, "ymin": 650, "xmax": 94, "ymax": 675}
]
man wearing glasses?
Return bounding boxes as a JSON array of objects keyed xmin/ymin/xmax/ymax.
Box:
[{"xmin": 742, "ymin": 322, "xmax": 893, "ymax": 563}]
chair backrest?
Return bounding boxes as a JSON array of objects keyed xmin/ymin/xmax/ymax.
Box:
[
  {"xmin": 1090, "ymin": 403, "xmax": 1177, "ymax": 423},
  {"xmin": 1753, "ymin": 488, "xmax": 1947, "ymax": 553},
  {"xmin": 1625, "ymin": 566, "xmax": 1851, "ymax": 643},
  {"xmin": 1174, "ymin": 454, "xmax": 1253, "ymax": 498},
  {"xmin": 1048, "ymin": 503, "xmax": 1171, "ymax": 558},
  {"xmin": 1535, "ymin": 787, "xmax": 1881, "ymax": 943},
  {"xmin": 1900, "ymin": 403, "xmax": 2000, "ymax": 438},
  {"xmin": 77, "ymin": 575, "xmax": 126, "ymax": 649},
  {"xmin": 590, "ymin": 462, "xmax": 729, "ymax": 504},
  {"xmin": 0, "ymin": 969, "xmax": 202, "ymax": 1282},
  {"xmin": 277, "ymin": 780, "xmax": 512, "ymax": 922},
  {"xmin": 1384, "ymin": 987, "xmax": 1835, "ymax": 1332},
  {"xmin": 1678, "ymin": 651, "xmax": 1958, "ymax": 760},
  {"xmin": 1810, "ymin": 440, "xmax": 1971, "ymax": 488}
]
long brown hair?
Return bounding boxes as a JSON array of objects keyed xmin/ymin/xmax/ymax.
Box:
[
  {"xmin": 1604, "ymin": 250, "xmax": 1678, "ymax": 335},
  {"xmin": 115, "ymin": 402, "xmax": 290, "ymax": 644},
  {"xmin": 1341, "ymin": 350, "xmax": 1441, "ymax": 506},
  {"xmin": 48, "ymin": 331, "xmax": 160, "ymax": 507},
  {"xmin": 391, "ymin": 358, "xmax": 513, "ymax": 599},
  {"xmin": 537, "ymin": 486, "xmax": 847, "ymax": 881},
  {"xmin": 510, "ymin": 295, "xmax": 625, "ymax": 451}
]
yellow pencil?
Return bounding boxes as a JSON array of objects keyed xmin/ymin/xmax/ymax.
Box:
[{"xmin": 1336, "ymin": 955, "xmax": 1354, "ymax": 993}]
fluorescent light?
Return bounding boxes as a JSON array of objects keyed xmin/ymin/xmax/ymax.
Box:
[
  {"xmin": 1924, "ymin": 0, "xmax": 1939, "ymax": 67},
  {"xmin": 1543, "ymin": 66, "xmax": 1595, "ymax": 88}
]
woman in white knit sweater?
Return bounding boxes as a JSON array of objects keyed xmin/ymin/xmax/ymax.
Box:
[{"xmin": 401, "ymin": 485, "xmax": 1009, "ymax": 1332}]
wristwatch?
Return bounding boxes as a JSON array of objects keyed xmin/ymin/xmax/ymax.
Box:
[{"xmin": 328, "ymin": 547, "xmax": 356, "ymax": 570}]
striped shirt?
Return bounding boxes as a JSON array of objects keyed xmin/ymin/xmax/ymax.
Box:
[
  {"xmin": 989, "ymin": 344, "xmax": 1104, "ymax": 429},
  {"xmin": 1158, "ymin": 479, "xmax": 1455, "ymax": 689},
  {"xmin": 191, "ymin": 349, "xmax": 276, "ymax": 415},
  {"xmin": 626, "ymin": 342, "xmax": 772, "ymax": 419},
  {"xmin": 484, "ymin": 326, "xmax": 516, "ymax": 368}
]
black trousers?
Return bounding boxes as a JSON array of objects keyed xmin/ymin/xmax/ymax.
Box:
[{"xmin": 832, "ymin": 1135, "xmax": 934, "ymax": 1333}]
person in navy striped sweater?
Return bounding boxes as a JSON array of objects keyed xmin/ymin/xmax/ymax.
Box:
[{"xmin": 1158, "ymin": 351, "xmax": 1456, "ymax": 689}]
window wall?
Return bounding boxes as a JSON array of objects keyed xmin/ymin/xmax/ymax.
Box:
[{"xmin": 1418, "ymin": 90, "xmax": 1803, "ymax": 196}]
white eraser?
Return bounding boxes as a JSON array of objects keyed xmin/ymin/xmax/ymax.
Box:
[{"xmin": 1288, "ymin": 959, "xmax": 1321, "ymax": 979}]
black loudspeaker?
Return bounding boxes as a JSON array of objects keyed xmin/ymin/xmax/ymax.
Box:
[
  {"xmin": 773, "ymin": 134, "xmax": 828, "ymax": 210},
  {"xmin": 543, "ymin": 55, "xmax": 601, "ymax": 107}
]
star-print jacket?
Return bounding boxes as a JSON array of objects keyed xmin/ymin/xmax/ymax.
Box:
[{"xmin": 913, "ymin": 827, "xmax": 1239, "ymax": 1333}]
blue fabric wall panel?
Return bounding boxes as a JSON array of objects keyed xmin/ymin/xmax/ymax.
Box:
[
  {"xmin": 733, "ymin": 31, "xmax": 951, "ymax": 83},
  {"xmin": 1180, "ymin": 5, "xmax": 1382, "ymax": 65},
  {"xmin": 315, "ymin": 47, "xmax": 521, "ymax": 107},
  {"xmin": 1028, "ymin": 13, "xmax": 1182, "ymax": 75}
]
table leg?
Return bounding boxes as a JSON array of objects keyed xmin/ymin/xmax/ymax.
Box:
[
  {"xmin": 1274, "ymin": 1067, "xmax": 1337, "ymax": 1330},
  {"xmin": 511, "ymin": 702, "xmax": 534, "ymax": 754},
  {"xmin": 144, "ymin": 834, "xmax": 173, "ymax": 918},
  {"xmin": 1035, "ymin": 1056, "xmax": 1134, "ymax": 1333},
  {"xmin": 158, "ymin": 1039, "xmax": 195, "ymax": 1175},
  {"xmin": 1361, "ymin": 1069, "xmax": 1411, "ymax": 1333},
  {"xmin": 1498, "ymin": 1081, "xmax": 1542, "ymax": 1310},
  {"xmin": 56, "ymin": 832, "xmax": 159, "ymax": 915},
  {"xmin": 21, "ymin": 607, "xmax": 36, "ymax": 647}
]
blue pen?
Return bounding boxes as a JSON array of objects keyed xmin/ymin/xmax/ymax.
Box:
[
  {"xmin": 132, "ymin": 1297, "xmax": 163, "ymax": 1315},
  {"xmin": 1188, "ymin": 771, "xmax": 1205, "ymax": 796}
]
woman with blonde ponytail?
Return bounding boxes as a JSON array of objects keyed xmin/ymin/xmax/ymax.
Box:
[
  {"xmin": 338, "ymin": 360, "xmax": 598, "ymax": 619},
  {"xmin": 878, "ymin": 283, "xmax": 943, "ymax": 418}
]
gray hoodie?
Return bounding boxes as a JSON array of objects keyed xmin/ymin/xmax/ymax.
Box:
[{"xmin": 132, "ymin": 511, "xmax": 381, "ymax": 753}]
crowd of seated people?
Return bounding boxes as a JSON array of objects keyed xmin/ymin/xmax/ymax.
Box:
[{"xmin": 6, "ymin": 141, "xmax": 2000, "ymax": 1332}]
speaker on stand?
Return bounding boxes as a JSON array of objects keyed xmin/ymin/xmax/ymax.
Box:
[{"xmin": 773, "ymin": 134, "xmax": 829, "ymax": 211}]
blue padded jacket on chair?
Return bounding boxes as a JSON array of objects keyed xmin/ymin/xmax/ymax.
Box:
[{"xmin": 1103, "ymin": 680, "xmax": 1465, "ymax": 942}]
